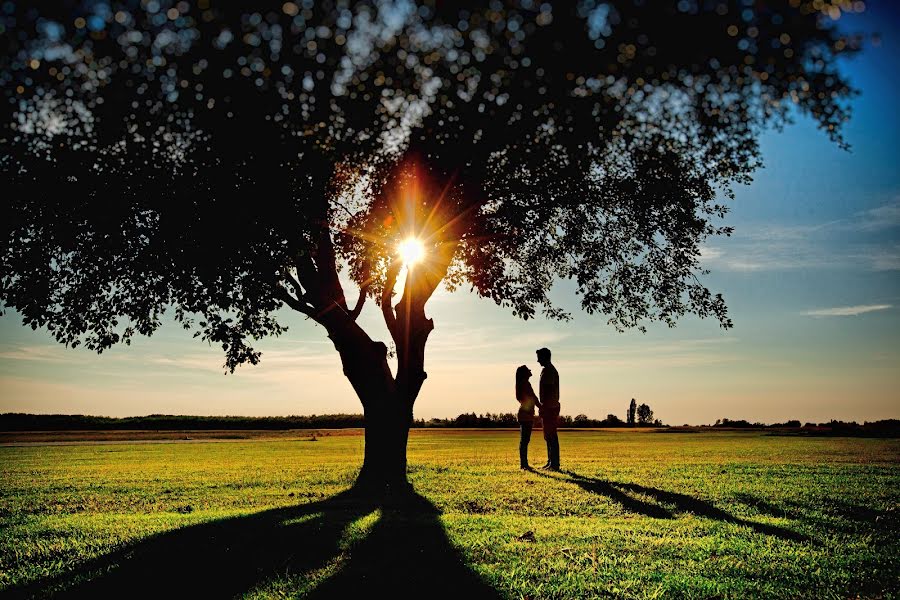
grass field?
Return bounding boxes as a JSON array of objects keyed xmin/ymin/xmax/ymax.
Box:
[{"xmin": 1, "ymin": 430, "xmax": 897, "ymax": 599}]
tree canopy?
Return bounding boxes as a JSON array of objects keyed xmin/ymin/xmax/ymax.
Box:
[{"xmin": 2, "ymin": 1, "xmax": 861, "ymax": 371}]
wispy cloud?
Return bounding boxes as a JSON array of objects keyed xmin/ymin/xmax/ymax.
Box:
[
  {"xmin": 429, "ymin": 325, "xmax": 569, "ymax": 359},
  {"xmin": 429, "ymin": 330, "xmax": 739, "ymax": 371},
  {"xmin": 804, "ymin": 304, "xmax": 892, "ymax": 317},
  {"xmin": 856, "ymin": 199, "xmax": 900, "ymax": 232},
  {"xmin": 0, "ymin": 345, "xmax": 80, "ymax": 363},
  {"xmin": 701, "ymin": 197, "xmax": 900, "ymax": 273},
  {"xmin": 700, "ymin": 237, "xmax": 833, "ymax": 272},
  {"xmin": 862, "ymin": 244, "xmax": 900, "ymax": 271}
]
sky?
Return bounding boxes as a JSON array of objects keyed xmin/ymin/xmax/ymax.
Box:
[{"xmin": 1, "ymin": 7, "xmax": 898, "ymax": 425}]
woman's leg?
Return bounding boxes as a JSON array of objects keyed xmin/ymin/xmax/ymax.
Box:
[{"xmin": 519, "ymin": 422, "xmax": 533, "ymax": 468}]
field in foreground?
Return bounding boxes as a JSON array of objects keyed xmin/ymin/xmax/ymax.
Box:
[{"xmin": 0, "ymin": 430, "xmax": 897, "ymax": 599}]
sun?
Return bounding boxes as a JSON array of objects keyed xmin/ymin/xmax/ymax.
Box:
[{"xmin": 397, "ymin": 237, "xmax": 426, "ymax": 267}]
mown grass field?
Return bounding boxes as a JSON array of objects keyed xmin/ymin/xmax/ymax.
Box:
[{"xmin": 1, "ymin": 430, "xmax": 897, "ymax": 599}]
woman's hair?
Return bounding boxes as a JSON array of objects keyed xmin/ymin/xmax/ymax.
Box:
[{"xmin": 515, "ymin": 365, "xmax": 531, "ymax": 400}]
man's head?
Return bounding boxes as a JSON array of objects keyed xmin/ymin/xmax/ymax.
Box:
[{"xmin": 536, "ymin": 347, "xmax": 551, "ymax": 367}]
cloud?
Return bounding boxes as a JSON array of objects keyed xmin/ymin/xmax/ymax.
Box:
[
  {"xmin": 803, "ymin": 304, "xmax": 892, "ymax": 317},
  {"xmin": 428, "ymin": 334, "xmax": 739, "ymax": 372},
  {"xmin": 855, "ymin": 198, "xmax": 900, "ymax": 232},
  {"xmin": 700, "ymin": 236, "xmax": 836, "ymax": 272},
  {"xmin": 0, "ymin": 345, "xmax": 81, "ymax": 363},
  {"xmin": 701, "ymin": 197, "xmax": 900, "ymax": 273},
  {"xmin": 863, "ymin": 244, "xmax": 900, "ymax": 271}
]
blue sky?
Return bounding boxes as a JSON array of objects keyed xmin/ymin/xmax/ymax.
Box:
[{"xmin": 1, "ymin": 7, "xmax": 898, "ymax": 424}]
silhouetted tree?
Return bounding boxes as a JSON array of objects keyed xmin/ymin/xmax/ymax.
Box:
[
  {"xmin": 637, "ymin": 403, "xmax": 653, "ymax": 424},
  {"xmin": 628, "ymin": 399, "xmax": 637, "ymax": 426},
  {"xmin": 604, "ymin": 414, "xmax": 624, "ymax": 427},
  {"xmin": 1, "ymin": 1, "xmax": 862, "ymax": 490},
  {"xmin": 574, "ymin": 414, "xmax": 589, "ymax": 426}
]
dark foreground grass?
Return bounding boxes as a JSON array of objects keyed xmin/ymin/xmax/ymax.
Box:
[{"xmin": 0, "ymin": 430, "xmax": 897, "ymax": 598}]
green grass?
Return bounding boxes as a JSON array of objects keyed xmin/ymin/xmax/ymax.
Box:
[{"xmin": 1, "ymin": 430, "xmax": 897, "ymax": 598}]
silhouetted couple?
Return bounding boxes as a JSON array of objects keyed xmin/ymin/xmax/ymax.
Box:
[{"xmin": 515, "ymin": 347, "xmax": 560, "ymax": 471}]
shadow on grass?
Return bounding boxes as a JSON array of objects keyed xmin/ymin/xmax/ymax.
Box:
[
  {"xmin": 6, "ymin": 487, "xmax": 502, "ymax": 600},
  {"xmin": 539, "ymin": 471, "xmax": 807, "ymax": 542},
  {"xmin": 543, "ymin": 471, "xmax": 674, "ymax": 519},
  {"xmin": 734, "ymin": 492, "xmax": 801, "ymax": 521},
  {"xmin": 778, "ymin": 496, "xmax": 899, "ymax": 535}
]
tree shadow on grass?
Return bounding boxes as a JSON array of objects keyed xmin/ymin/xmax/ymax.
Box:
[
  {"xmin": 305, "ymin": 491, "xmax": 500, "ymax": 599},
  {"xmin": 5, "ymin": 487, "xmax": 502, "ymax": 600},
  {"xmin": 539, "ymin": 471, "xmax": 807, "ymax": 542}
]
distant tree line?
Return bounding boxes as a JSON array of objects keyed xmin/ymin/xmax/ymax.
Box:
[
  {"xmin": 711, "ymin": 418, "xmax": 900, "ymax": 437},
  {"xmin": 421, "ymin": 412, "xmax": 643, "ymax": 428},
  {"xmin": 0, "ymin": 413, "xmax": 368, "ymax": 431},
  {"xmin": 1, "ymin": 414, "xmax": 896, "ymax": 437},
  {"xmin": 0, "ymin": 412, "xmax": 653, "ymax": 431},
  {"xmin": 714, "ymin": 417, "xmax": 801, "ymax": 428}
]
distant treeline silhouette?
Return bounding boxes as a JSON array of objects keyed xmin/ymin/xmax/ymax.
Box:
[
  {"xmin": 426, "ymin": 412, "xmax": 636, "ymax": 428},
  {"xmin": 0, "ymin": 413, "xmax": 368, "ymax": 431},
  {"xmin": 711, "ymin": 417, "xmax": 900, "ymax": 437},
  {"xmin": 1, "ymin": 413, "xmax": 897, "ymax": 436},
  {"xmin": 0, "ymin": 412, "xmax": 629, "ymax": 431}
]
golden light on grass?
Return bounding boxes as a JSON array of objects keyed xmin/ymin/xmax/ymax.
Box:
[{"xmin": 397, "ymin": 237, "xmax": 426, "ymax": 267}]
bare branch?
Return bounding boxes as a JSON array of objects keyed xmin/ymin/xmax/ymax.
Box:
[
  {"xmin": 398, "ymin": 240, "xmax": 459, "ymax": 311},
  {"xmin": 285, "ymin": 270, "xmax": 306, "ymax": 299},
  {"xmin": 276, "ymin": 284, "xmax": 315, "ymax": 317},
  {"xmin": 294, "ymin": 250, "xmax": 319, "ymax": 299},
  {"xmin": 349, "ymin": 280, "xmax": 370, "ymax": 321},
  {"xmin": 314, "ymin": 228, "xmax": 348, "ymax": 312},
  {"xmin": 381, "ymin": 258, "xmax": 401, "ymax": 339},
  {"xmin": 332, "ymin": 199, "xmax": 357, "ymax": 221}
]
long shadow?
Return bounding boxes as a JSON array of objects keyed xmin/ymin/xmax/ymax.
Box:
[
  {"xmin": 5, "ymin": 487, "xmax": 502, "ymax": 600},
  {"xmin": 306, "ymin": 491, "xmax": 500, "ymax": 599},
  {"xmin": 780, "ymin": 496, "xmax": 899, "ymax": 535},
  {"xmin": 545, "ymin": 471, "xmax": 807, "ymax": 542},
  {"xmin": 734, "ymin": 492, "xmax": 802, "ymax": 521},
  {"xmin": 615, "ymin": 480, "xmax": 808, "ymax": 542},
  {"xmin": 535, "ymin": 470, "xmax": 674, "ymax": 519}
]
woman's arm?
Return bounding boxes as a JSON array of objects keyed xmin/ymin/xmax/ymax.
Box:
[{"xmin": 528, "ymin": 383, "xmax": 541, "ymax": 408}]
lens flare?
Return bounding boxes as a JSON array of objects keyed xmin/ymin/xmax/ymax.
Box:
[{"xmin": 398, "ymin": 237, "xmax": 426, "ymax": 266}]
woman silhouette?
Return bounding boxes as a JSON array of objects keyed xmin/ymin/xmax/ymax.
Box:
[{"xmin": 515, "ymin": 365, "xmax": 541, "ymax": 470}]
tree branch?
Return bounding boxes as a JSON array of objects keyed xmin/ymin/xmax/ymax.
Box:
[
  {"xmin": 294, "ymin": 250, "xmax": 319, "ymax": 299},
  {"xmin": 381, "ymin": 258, "xmax": 401, "ymax": 340},
  {"xmin": 284, "ymin": 269, "xmax": 306, "ymax": 299},
  {"xmin": 313, "ymin": 228, "xmax": 348, "ymax": 313},
  {"xmin": 276, "ymin": 284, "xmax": 315, "ymax": 318},
  {"xmin": 397, "ymin": 239, "xmax": 459, "ymax": 311},
  {"xmin": 349, "ymin": 280, "xmax": 370, "ymax": 321}
]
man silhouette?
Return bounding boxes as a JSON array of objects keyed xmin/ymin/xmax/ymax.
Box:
[{"xmin": 536, "ymin": 347, "xmax": 560, "ymax": 471}]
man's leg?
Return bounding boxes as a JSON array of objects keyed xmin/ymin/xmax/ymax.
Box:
[
  {"xmin": 540, "ymin": 424, "xmax": 552, "ymax": 468},
  {"xmin": 541, "ymin": 417, "xmax": 556, "ymax": 469},
  {"xmin": 550, "ymin": 432, "xmax": 560, "ymax": 469}
]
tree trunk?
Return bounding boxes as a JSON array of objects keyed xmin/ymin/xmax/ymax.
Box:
[
  {"xmin": 294, "ymin": 169, "xmax": 458, "ymax": 495},
  {"xmin": 322, "ymin": 313, "xmax": 417, "ymax": 493},
  {"xmin": 356, "ymin": 399, "xmax": 413, "ymax": 490}
]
